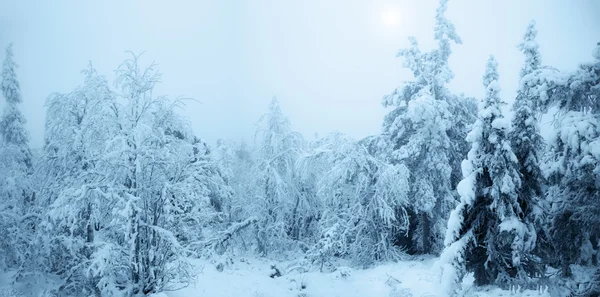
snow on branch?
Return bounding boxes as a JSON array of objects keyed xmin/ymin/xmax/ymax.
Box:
[{"xmin": 201, "ymin": 216, "xmax": 259, "ymax": 255}]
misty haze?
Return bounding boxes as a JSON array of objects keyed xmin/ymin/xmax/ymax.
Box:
[{"xmin": 0, "ymin": 0, "xmax": 599, "ymax": 296}]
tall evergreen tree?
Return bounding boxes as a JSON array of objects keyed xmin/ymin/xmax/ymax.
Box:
[
  {"xmin": 0, "ymin": 44, "xmax": 31, "ymax": 163},
  {"xmin": 512, "ymin": 21, "xmax": 543, "ymax": 209},
  {"xmin": 0, "ymin": 43, "xmax": 34, "ymax": 271},
  {"xmin": 509, "ymin": 21, "xmax": 546, "ymax": 276},
  {"xmin": 540, "ymin": 42, "xmax": 600, "ymax": 279},
  {"xmin": 380, "ymin": 0, "xmax": 476, "ymax": 254},
  {"xmin": 515, "ymin": 41, "xmax": 600, "ymax": 294},
  {"xmin": 0, "ymin": 43, "xmax": 32, "ymax": 186},
  {"xmin": 441, "ymin": 56, "xmax": 531, "ymax": 293}
]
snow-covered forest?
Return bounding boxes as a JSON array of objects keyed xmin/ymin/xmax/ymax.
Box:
[{"xmin": 0, "ymin": 0, "xmax": 599, "ymax": 296}]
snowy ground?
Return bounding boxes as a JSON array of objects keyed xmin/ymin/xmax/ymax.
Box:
[
  {"xmin": 0, "ymin": 256, "xmax": 554, "ymax": 297},
  {"xmin": 158, "ymin": 257, "xmax": 550, "ymax": 297}
]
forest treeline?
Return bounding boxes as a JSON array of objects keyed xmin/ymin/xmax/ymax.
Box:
[{"xmin": 0, "ymin": 0, "xmax": 599, "ymax": 296}]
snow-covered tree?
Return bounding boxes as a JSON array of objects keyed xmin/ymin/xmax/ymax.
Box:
[
  {"xmin": 88, "ymin": 54, "xmax": 220, "ymax": 296},
  {"xmin": 305, "ymin": 133, "xmax": 410, "ymax": 267},
  {"xmin": 213, "ymin": 139, "xmax": 239, "ymax": 219},
  {"xmin": 204, "ymin": 138, "xmax": 303, "ymax": 264},
  {"xmin": 0, "ymin": 43, "xmax": 34, "ymax": 271},
  {"xmin": 293, "ymin": 137, "xmax": 328, "ymax": 246},
  {"xmin": 508, "ymin": 21, "xmax": 546, "ymax": 277},
  {"xmin": 26, "ymin": 64, "xmax": 118, "ymax": 295},
  {"xmin": 0, "ymin": 44, "xmax": 31, "ymax": 166},
  {"xmin": 380, "ymin": 0, "xmax": 476, "ymax": 254},
  {"xmin": 297, "ymin": 133, "xmax": 349, "ymax": 266},
  {"xmin": 530, "ymin": 42, "xmax": 600, "ymax": 278},
  {"xmin": 252, "ymin": 98, "xmax": 305, "ymax": 255},
  {"xmin": 35, "ymin": 54, "xmax": 229, "ymax": 296},
  {"xmin": 441, "ymin": 56, "xmax": 533, "ymax": 293},
  {"xmin": 512, "ymin": 21, "xmax": 544, "ymax": 210},
  {"xmin": 213, "ymin": 139, "xmax": 260, "ymax": 247}
]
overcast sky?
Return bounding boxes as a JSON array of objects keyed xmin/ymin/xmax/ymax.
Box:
[{"xmin": 0, "ymin": 0, "xmax": 599, "ymax": 148}]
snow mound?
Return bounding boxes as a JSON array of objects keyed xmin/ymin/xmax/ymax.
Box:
[{"xmin": 491, "ymin": 118, "xmax": 509, "ymax": 130}]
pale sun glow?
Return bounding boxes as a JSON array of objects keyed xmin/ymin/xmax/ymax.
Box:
[{"xmin": 380, "ymin": 9, "xmax": 400, "ymax": 27}]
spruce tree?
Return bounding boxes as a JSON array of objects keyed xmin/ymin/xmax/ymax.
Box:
[
  {"xmin": 441, "ymin": 56, "xmax": 531, "ymax": 293},
  {"xmin": 0, "ymin": 44, "xmax": 30, "ymax": 157},
  {"xmin": 0, "ymin": 43, "xmax": 34, "ymax": 270},
  {"xmin": 380, "ymin": 0, "xmax": 477, "ymax": 254},
  {"xmin": 517, "ymin": 41, "xmax": 600, "ymax": 293},
  {"xmin": 543, "ymin": 42, "xmax": 600, "ymax": 278},
  {"xmin": 509, "ymin": 21, "xmax": 546, "ymax": 277},
  {"xmin": 0, "ymin": 43, "xmax": 32, "ymax": 177}
]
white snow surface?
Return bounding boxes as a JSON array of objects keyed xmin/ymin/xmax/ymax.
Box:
[
  {"xmin": 138, "ymin": 256, "xmax": 549, "ymax": 297},
  {"xmin": 0, "ymin": 256, "xmax": 554, "ymax": 297},
  {"xmin": 167, "ymin": 257, "xmax": 439, "ymax": 297}
]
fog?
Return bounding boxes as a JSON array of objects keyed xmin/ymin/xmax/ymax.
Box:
[{"xmin": 1, "ymin": 0, "xmax": 598, "ymax": 148}]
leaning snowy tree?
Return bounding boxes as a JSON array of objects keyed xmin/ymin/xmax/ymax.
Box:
[
  {"xmin": 306, "ymin": 132, "xmax": 410, "ymax": 267},
  {"xmin": 0, "ymin": 43, "xmax": 35, "ymax": 272},
  {"xmin": 211, "ymin": 139, "xmax": 261, "ymax": 253},
  {"xmin": 380, "ymin": 0, "xmax": 476, "ymax": 254},
  {"xmin": 292, "ymin": 136, "xmax": 327, "ymax": 246},
  {"xmin": 440, "ymin": 56, "xmax": 535, "ymax": 294},
  {"xmin": 252, "ymin": 97, "xmax": 305, "ymax": 255}
]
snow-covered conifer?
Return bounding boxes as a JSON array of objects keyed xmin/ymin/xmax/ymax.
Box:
[
  {"xmin": 441, "ymin": 56, "xmax": 530, "ymax": 293},
  {"xmin": 508, "ymin": 21, "xmax": 546, "ymax": 279},
  {"xmin": 380, "ymin": 0, "xmax": 476, "ymax": 254},
  {"xmin": 541, "ymin": 42, "xmax": 600, "ymax": 277},
  {"xmin": 0, "ymin": 43, "xmax": 34, "ymax": 271}
]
